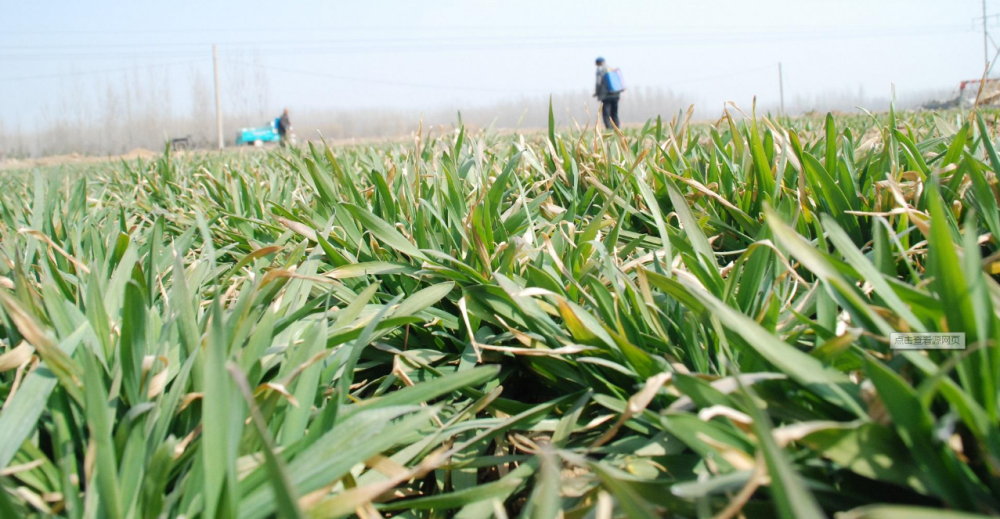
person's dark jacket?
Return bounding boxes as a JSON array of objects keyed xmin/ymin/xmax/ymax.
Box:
[
  {"xmin": 278, "ymin": 113, "xmax": 290, "ymax": 136},
  {"xmin": 595, "ymin": 65, "xmax": 620, "ymax": 101}
]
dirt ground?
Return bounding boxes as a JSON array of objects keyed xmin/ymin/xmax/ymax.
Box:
[
  {"xmin": 0, "ymin": 148, "xmax": 161, "ymax": 172},
  {"xmin": 0, "ymin": 125, "xmax": 589, "ymax": 172}
]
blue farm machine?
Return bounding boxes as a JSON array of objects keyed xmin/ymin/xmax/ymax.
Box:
[{"xmin": 235, "ymin": 118, "xmax": 284, "ymax": 146}]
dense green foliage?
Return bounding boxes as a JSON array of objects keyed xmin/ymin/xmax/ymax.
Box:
[{"xmin": 1, "ymin": 105, "xmax": 999, "ymax": 518}]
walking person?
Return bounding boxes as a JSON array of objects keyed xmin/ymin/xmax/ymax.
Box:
[
  {"xmin": 594, "ymin": 57, "xmax": 622, "ymax": 130},
  {"xmin": 277, "ymin": 108, "xmax": 291, "ymax": 147}
]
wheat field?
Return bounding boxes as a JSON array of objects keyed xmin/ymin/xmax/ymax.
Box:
[{"xmin": 0, "ymin": 104, "xmax": 998, "ymax": 518}]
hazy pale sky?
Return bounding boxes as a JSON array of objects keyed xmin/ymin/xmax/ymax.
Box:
[{"xmin": 0, "ymin": 0, "xmax": 991, "ymax": 130}]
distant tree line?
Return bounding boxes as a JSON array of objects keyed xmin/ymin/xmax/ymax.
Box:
[{"xmin": 0, "ymin": 63, "xmax": 951, "ymax": 159}]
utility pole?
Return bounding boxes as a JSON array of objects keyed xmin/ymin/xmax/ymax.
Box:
[
  {"xmin": 985, "ymin": 0, "xmax": 990, "ymax": 70},
  {"xmin": 778, "ymin": 62, "xmax": 786, "ymax": 116},
  {"xmin": 213, "ymin": 44, "xmax": 224, "ymax": 150}
]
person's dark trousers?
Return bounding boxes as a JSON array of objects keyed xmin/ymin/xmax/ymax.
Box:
[
  {"xmin": 278, "ymin": 133, "xmax": 287, "ymax": 148},
  {"xmin": 601, "ymin": 97, "xmax": 621, "ymax": 130}
]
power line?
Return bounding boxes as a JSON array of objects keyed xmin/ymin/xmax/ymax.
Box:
[
  {"xmin": 0, "ymin": 58, "xmax": 208, "ymax": 82},
  {"xmin": 0, "ymin": 25, "xmax": 975, "ymax": 62},
  {"xmin": 0, "ymin": 23, "xmax": 975, "ymax": 51},
  {"xmin": 222, "ymin": 27, "xmax": 974, "ymax": 58},
  {"xmin": 0, "ymin": 21, "xmax": 978, "ymax": 37},
  {"xmin": 0, "ymin": 50, "xmax": 779, "ymax": 90},
  {"xmin": 221, "ymin": 59, "xmax": 548, "ymax": 94},
  {"xmin": 222, "ymin": 58, "xmax": 779, "ymax": 95},
  {"xmin": 668, "ymin": 64, "xmax": 777, "ymax": 86},
  {"xmin": 0, "ymin": 52, "xmax": 208, "ymax": 62}
]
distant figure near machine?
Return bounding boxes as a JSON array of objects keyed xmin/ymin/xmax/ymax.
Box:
[
  {"xmin": 277, "ymin": 108, "xmax": 291, "ymax": 147},
  {"xmin": 594, "ymin": 57, "xmax": 624, "ymax": 130}
]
